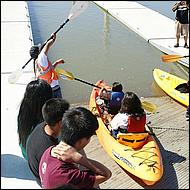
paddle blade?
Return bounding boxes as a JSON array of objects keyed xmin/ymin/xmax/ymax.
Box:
[
  {"xmin": 55, "ymin": 68, "xmax": 74, "ymax": 80},
  {"xmin": 8, "ymin": 69, "xmax": 23, "ymax": 84},
  {"xmin": 161, "ymin": 55, "xmax": 184, "ymax": 63},
  {"xmin": 68, "ymin": 1, "xmax": 89, "ymax": 20},
  {"xmin": 141, "ymin": 101, "xmax": 157, "ymax": 113}
]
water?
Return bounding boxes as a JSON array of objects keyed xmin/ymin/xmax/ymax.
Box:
[{"xmin": 28, "ymin": 1, "xmax": 189, "ymax": 104}]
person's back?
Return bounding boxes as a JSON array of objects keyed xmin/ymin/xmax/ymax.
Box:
[
  {"xmin": 172, "ymin": 1, "xmax": 189, "ymax": 24},
  {"xmin": 26, "ymin": 122, "xmax": 58, "ymax": 185},
  {"xmin": 17, "ymin": 79, "xmax": 53, "ymax": 160},
  {"xmin": 97, "ymin": 82, "xmax": 124, "ymax": 116},
  {"xmin": 39, "ymin": 107, "xmax": 112, "ymax": 189},
  {"xmin": 108, "ymin": 82, "xmax": 124, "ymax": 115},
  {"xmin": 26, "ymin": 98, "xmax": 70, "ymax": 186},
  {"xmin": 126, "ymin": 113, "xmax": 146, "ymax": 133},
  {"xmin": 109, "ymin": 91, "xmax": 124, "ymax": 115},
  {"xmin": 110, "ymin": 91, "xmax": 146, "ymax": 138}
]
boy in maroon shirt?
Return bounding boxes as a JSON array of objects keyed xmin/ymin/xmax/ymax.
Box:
[{"xmin": 39, "ymin": 107, "xmax": 112, "ymax": 189}]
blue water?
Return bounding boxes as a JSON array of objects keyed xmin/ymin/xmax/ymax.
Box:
[{"xmin": 28, "ymin": 1, "xmax": 188, "ymax": 104}]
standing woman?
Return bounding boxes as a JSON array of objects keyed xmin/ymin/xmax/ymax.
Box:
[
  {"xmin": 172, "ymin": 1, "xmax": 189, "ymax": 48},
  {"xmin": 17, "ymin": 79, "xmax": 53, "ymax": 160},
  {"xmin": 29, "ymin": 33, "xmax": 65, "ymax": 98}
]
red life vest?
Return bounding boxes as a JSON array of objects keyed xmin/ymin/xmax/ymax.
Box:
[
  {"xmin": 127, "ymin": 114, "xmax": 146, "ymax": 133},
  {"xmin": 37, "ymin": 60, "xmax": 58, "ymax": 85}
]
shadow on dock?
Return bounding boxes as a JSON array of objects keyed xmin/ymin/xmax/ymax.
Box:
[{"xmin": 1, "ymin": 154, "xmax": 35, "ymax": 181}]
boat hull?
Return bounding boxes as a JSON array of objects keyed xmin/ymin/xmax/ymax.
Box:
[
  {"xmin": 89, "ymin": 80, "xmax": 163, "ymax": 185},
  {"xmin": 153, "ymin": 68, "xmax": 189, "ymax": 106}
]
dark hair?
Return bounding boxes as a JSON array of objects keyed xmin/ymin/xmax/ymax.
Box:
[
  {"xmin": 17, "ymin": 79, "xmax": 53, "ymax": 148},
  {"xmin": 30, "ymin": 45, "xmax": 40, "ymax": 59},
  {"xmin": 120, "ymin": 91, "xmax": 144, "ymax": 115},
  {"xmin": 42, "ymin": 98, "xmax": 70, "ymax": 126},
  {"xmin": 29, "ymin": 45, "xmax": 40, "ymax": 77},
  {"xmin": 60, "ymin": 107, "xmax": 99, "ymax": 146},
  {"xmin": 112, "ymin": 82, "xmax": 123, "ymax": 92}
]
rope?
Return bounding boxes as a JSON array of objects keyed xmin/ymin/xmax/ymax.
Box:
[
  {"xmin": 150, "ymin": 126, "xmax": 188, "ymax": 132},
  {"xmin": 146, "ymin": 122, "xmax": 188, "ymax": 132}
]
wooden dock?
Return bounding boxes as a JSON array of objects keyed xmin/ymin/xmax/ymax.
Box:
[
  {"xmin": 93, "ymin": 1, "xmax": 189, "ymax": 68},
  {"xmin": 81, "ymin": 96, "xmax": 189, "ymax": 189}
]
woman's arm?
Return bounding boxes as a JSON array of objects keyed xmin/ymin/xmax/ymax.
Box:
[
  {"xmin": 42, "ymin": 33, "xmax": 56, "ymax": 56},
  {"xmin": 172, "ymin": 2, "xmax": 180, "ymax": 12},
  {"xmin": 52, "ymin": 58, "xmax": 65, "ymax": 68}
]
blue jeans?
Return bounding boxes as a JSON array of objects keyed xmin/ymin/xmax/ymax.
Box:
[{"xmin": 53, "ymin": 86, "xmax": 62, "ymax": 98}]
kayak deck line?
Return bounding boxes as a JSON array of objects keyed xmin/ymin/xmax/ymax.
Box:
[{"xmin": 93, "ymin": 1, "xmax": 189, "ymax": 68}]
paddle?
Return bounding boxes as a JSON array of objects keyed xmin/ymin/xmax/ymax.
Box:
[
  {"xmin": 8, "ymin": 1, "xmax": 89, "ymax": 84},
  {"xmin": 161, "ymin": 54, "xmax": 189, "ymax": 63},
  {"xmin": 55, "ymin": 67, "xmax": 100, "ymax": 89},
  {"xmin": 55, "ymin": 68, "xmax": 157, "ymax": 113}
]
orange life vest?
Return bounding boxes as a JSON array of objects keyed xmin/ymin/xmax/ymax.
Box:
[
  {"xmin": 127, "ymin": 114, "xmax": 146, "ymax": 133},
  {"xmin": 37, "ymin": 60, "xmax": 58, "ymax": 85}
]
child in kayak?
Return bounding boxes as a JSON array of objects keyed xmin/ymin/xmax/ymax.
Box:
[
  {"xmin": 110, "ymin": 91, "xmax": 146, "ymax": 138},
  {"xmin": 96, "ymin": 81, "xmax": 124, "ymax": 116}
]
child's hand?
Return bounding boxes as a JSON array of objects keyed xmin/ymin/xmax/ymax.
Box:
[
  {"xmin": 56, "ymin": 59, "xmax": 65, "ymax": 64},
  {"xmin": 51, "ymin": 33, "xmax": 56, "ymax": 42},
  {"xmin": 53, "ymin": 59, "xmax": 65, "ymax": 68},
  {"xmin": 51, "ymin": 142, "xmax": 83, "ymax": 163}
]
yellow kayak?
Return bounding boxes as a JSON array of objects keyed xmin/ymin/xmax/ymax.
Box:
[
  {"xmin": 89, "ymin": 80, "xmax": 163, "ymax": 185},
  {"xmin": 153, "ymin": 68, "xmax": 189, "ymax": 106}
]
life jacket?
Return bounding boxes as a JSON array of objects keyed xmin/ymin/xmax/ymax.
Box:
[
  {"xmin": 127, "ymin": 114, "xmax": 146, "ymax": 133},
  {"xmin": 176, "ymin": 5, "xmax": 189, "ymax": 24},
  {"xmin": 37, "ymin": 60, "xmax": 58, "ymax": 86},
  {"xmin": 108, "ymin": 92, "xmax": 124, "ymax": 115}
]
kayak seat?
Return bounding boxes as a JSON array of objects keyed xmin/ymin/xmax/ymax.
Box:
[{"xmin": 117, "ymin": 132, "xmax": 149, "ymax": 148}]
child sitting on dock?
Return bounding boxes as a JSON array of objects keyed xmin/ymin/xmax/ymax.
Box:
[
  {"xmin": 26, "ymin": 98, "xmax": 70, "ymax": 186},
  {"xmin": 110, "ymin": 91, "xmax": 146, "ymax": 138},
  {"xmin": 39, "ymin": 107, "xmax": 112, "ymax": 189},
  {"xmin": 17, "ymin": 79, "xmax": 53, "ymax": 160}
]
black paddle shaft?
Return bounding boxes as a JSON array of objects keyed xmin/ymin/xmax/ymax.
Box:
[
  {"xmin": 74, "ymin": 78, "xmax": 101, "ymax": 89},
  {"xmin": 22, "ymin": 57, "xmax": 33, "ymax": 69},
  {"xmin": 22, "ymin": 19, "xmax": 70, "ymax": 70},
  {"xmin": 46, "ymin": 18, "xmax": 70, "ymax": 42}
]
